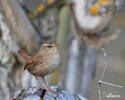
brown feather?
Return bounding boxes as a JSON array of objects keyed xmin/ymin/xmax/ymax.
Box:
[
  {"xmin": 18, "ymin": 50, "xmax": 31, "ymax": 62},
  {"xmin": 24, "ymin": 55, "xmax": 43, "ymax": 70}
]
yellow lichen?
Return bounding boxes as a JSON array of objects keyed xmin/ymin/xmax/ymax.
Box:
[
  {"xmin": 91, "ymin": 0, "xmax": 110, "ymax": 15},
  {"xmin": 36, "ymin": 4, "xmax": 45, "ymax": 13},
  {"xmin": 48, "ymin": 0, "xmax": 54, "ymax": 5},
  {"xmin": 91, "ymin": 4, "xmax": 100, "ymax": 15},
  {"xmin": 98, "ymin": 0, "xmax": 109, "ymax": 5},
  {"xmin": 28, "ymin": 13, "xmax": 37, "ymax": 19}
]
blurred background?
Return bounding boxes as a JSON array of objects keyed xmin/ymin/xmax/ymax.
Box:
[{"xmin": 0, "ymin": 0, "xmax": 125, "ymax": 100}]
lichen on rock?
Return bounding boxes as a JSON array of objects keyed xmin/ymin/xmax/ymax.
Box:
[{"xmin": 12, "ymin": 86, "xmax": 87, "ymax": 100}]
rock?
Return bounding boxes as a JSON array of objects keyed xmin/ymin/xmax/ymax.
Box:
[{"xmin": 12, "ymin": 86, "xmax": 87, "ymax": 100}]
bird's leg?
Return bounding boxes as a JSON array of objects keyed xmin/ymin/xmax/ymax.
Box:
[
  {"xmin": 43, "ymin": 77, "xmax": 49, "ymax": 86},
  {"xmin": 36, "ymin": 76, "xmax": 48, "ymax": 90},
  {"xmin": 43, "ymin": 77, "xmax": 51, "ymax": 90},
  {"xmin": 41, "ymin": 77, "xmax": 56, "ymax": 93}
]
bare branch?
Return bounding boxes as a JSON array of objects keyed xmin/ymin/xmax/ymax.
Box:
[
  {"xmin": 98, "ymin": 85, "xmax": 102, "ymax": 100},
  {"xmin": 0, "ymin": 0, "xmax": 41, "ymax": 52},
  {"xmin": 99, "ymin": 48, "xmax": 108, "ymax": 81},
  {"xmin": 97, "ymin": 48, "xmax": 123, "ymax": 100},
  {"xmin": 98, "ymin": 80, "xmax": 123, "ymax": 88},
  {"xmin": 69, "ymin": 0, "xmax": 118, "ymax": 48},
  {"xmin": 69, "ymin": 0, "xmax": 112, "ymax": 33}
]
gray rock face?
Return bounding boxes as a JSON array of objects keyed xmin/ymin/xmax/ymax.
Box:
[{"xmin": 12, "ymin": 86, "xmax": 87, "ymax": 100}]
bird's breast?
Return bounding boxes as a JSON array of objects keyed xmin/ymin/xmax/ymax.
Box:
[
  {"xmin": 47, "ymin": 50, "xmax": 60, "ymax": 74},
  {"xmin": 34, "ymin": 49, "xmax": 60, "ymax": 76}
]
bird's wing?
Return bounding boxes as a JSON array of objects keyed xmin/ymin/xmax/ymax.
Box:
[{"xmin": 24, "ymin": 55, "xmax": 43, "ymax": 70}]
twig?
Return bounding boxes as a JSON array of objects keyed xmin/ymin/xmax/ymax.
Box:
[
  {"xmin": 98, "ymin": 80, "xmax": 123, "ymax": 88},
  {"xmin": 97, "ymin": 48, "xmax": 108, "ymax": 100},
  {"xmin": 97, "ymin": 48, "xmax": 123, "ymax": 100},
  {"xmin": 98, "ymin": 85, "xmax": 102, "ymax": 100},
  {"xmin": 99, "ymin": 48, "xmax": 108, "ymax": 81}
]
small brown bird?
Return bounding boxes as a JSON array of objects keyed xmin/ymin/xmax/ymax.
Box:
[{"xmin": 18, "ymin": 41, "xmax": 60, "ymax": 92}]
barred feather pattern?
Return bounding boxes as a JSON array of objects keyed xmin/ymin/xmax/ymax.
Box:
[{"xmin": 26, "ymin": 48, "xmax": 60, "ymax": 77}]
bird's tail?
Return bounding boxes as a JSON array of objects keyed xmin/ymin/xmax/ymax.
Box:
[{"xmin": 18, "ymin": 49, "xmax": 31, "ymax": 62}]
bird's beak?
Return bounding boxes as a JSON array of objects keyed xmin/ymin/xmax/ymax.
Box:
[{"xmin": 52, "ymin": 45, "xmax": 57, "ymax": 48}]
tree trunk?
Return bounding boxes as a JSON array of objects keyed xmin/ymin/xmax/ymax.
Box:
[{"xmin": 60, "ymin": 38, "xmax": 97, "ymax": 97}]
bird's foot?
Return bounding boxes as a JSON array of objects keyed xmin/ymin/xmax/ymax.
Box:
[
  {"xmin": 47, "ymin": 88, "xmax": 57, "ymax": 93},
  {"xmin": 40, "ymin": 84, "xmax": 56, "ymax": 93}
]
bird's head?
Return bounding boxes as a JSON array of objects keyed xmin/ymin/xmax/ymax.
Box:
[{"xmin": 38, "ymin": 41, "xmax": 58, "ymax": 54}]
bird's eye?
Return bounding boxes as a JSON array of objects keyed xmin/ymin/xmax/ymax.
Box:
[{"xmin": 47, "ymin": 45, "xmax": 51, "ymax": 48}]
